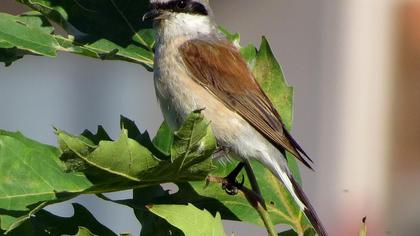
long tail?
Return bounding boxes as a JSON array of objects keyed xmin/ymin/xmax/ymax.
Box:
[
  {"xmin": 277, "ymin": 129, "xmax": 328, "ymax": 235},
  {"xmin": 289, "ymin": 175, "xmax": 328, "ymax": 236}
]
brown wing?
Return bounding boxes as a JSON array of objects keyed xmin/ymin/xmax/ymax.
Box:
[{"xmin": 179, "ymin": 39, "xmax": 313, "ymax": 169}]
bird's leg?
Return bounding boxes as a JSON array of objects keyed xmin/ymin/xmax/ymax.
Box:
[
  {"xmin": 208, "ymin": 145, "xmax": 243, "ymax": 195},
  {"xmin": 218, "ymin": 161, "xmax": 266, "ymax": 208},
  {"xmin": 243, "ymin": 160, "xmax": 266, "ymax": 208},
  {"xmin": 206, "ymin": 160, "xmax": 266, "ymax": 210},
  {"xmin": 222, "ymin": 162, "xmax": 245, "ymax": 195}
]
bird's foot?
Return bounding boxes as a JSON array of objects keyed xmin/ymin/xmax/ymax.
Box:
[
  {"xmin": 222, "ymin": 174, "xmax": 245, "ymax": 195},
  {"xmin": 205, "ymin": 174, "xmax": 245, "ymax": 196},
  {"xmin": 221, "ymin": 162, "xmax": 246, "ymax": 195},
  {"xmin": 205, "ymin": 162, "xmax": 246, "ymax": 195}
]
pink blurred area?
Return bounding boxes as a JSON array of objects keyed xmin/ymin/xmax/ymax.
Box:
[{"xmin": 1, "ymin": 0, "xmax": 420, "ymax": 235}]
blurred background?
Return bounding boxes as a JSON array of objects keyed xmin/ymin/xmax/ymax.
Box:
[{"xmin": 1, "ymin": 0, "xmax": 419, "ymax": 235}]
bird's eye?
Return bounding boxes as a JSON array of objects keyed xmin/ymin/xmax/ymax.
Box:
[{"xmin": 177, "ymin": 0, "xmax": 187, "ymax": 8}]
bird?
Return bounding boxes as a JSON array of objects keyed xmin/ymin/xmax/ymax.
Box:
[{"xmin": 143, "ymin": 0, "xmax": 327, "ymax": 235}]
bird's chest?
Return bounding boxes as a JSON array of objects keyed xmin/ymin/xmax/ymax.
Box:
[{"xmin": 153, "ymin": 41, "xmax": 207, "ymax": 129}]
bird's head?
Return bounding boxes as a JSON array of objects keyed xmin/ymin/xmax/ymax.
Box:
[{"xmin": 143, "ymin": 0, "xmax": 216, "ymax": 38}]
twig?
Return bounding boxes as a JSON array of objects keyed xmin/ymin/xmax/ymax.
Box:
[{"xmin": 243, "ymin": 187, "xmax": 277, "ymax": 236}]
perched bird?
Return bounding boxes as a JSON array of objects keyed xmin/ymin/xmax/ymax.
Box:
[{"xmin": 143, "ymin": 0, "xmax": 327, "ymax": 235}]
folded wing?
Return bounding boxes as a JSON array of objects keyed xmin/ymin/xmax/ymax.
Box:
[{"xmin": 179, "ymin": 39, "xmax": 313, "ymax": 169}]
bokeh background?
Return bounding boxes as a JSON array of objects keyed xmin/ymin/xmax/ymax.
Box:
[{"xmin": 1, "ymin": 0, "xmax": 419, "ymax": 235}]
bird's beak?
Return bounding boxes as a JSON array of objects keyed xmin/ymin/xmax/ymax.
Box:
[{"xmin": 142, "ymin": 9, "xmax": 162, "ymax": 22}]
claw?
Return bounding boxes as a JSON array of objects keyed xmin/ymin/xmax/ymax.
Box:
[
  {"xmin": 227, "ymin": 187, "xmax": 238, "ymax": 195},
  {"xmin": 223, "ymin": 183, "xmax": 238, "ymax": 195},
  {"xmin": 219, "ymin": 162, "xmax": 247, "ymax": 196}
]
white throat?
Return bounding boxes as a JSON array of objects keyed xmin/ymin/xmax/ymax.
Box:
[{"xmin": 156, "ymin": 13, "xmax": 216, "ymax": 43}]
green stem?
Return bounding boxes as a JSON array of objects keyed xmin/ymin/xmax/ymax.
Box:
[
  {"xmin": 240, "ymin": 186, "xmax": 277, "ymax": 236},
  {"xmin": 243, "ymin": 160, "xmax": 276, "ymax": 235},
  {"xmin": 256, "ymin": 201, "xmax": 277, "ymax": 236}
]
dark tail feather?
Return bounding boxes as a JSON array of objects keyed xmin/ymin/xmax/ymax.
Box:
[
  {"xmin": 283, "ymin": 128, "xmax": 313, "ymax": 163},
  {"xmin": 290, "ymin": 176, "xmax": 328, "ymax": 236}
]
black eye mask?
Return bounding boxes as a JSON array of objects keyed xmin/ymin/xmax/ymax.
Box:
[{"xmin": 151, "ymin": 0, "xmax": 208, "ymax": 16}]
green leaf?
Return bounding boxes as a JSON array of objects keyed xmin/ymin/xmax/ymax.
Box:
[
  {"xmin": 170, "ymin": 110, "xmax": 216, "ymax": 178},
  {"xmin": 0, "ymin": 130, "xmax": 93, "ymax": 232},
  {"xmin": 240, "ymin": 44, "xmax": 257, "ymax": 65},
  {"xmin": 0, "ymin": 12, "xmax": 57, "ymax": 57},
  {"xmin": 14, "ymin": 11, "xmax": 54, "ymax": 34},
  {"xmin": 0, "ymin": 112, "xmax": 217, "ymax": 233},
  {"xmin": 53, "ymin": 35, "xmax": 153, "ymax": 69},
  {"xmin": 148, "ymin": 204, "xmax": 226, "ymax": 236},
  {"xmin": 17, "ymin": 0, "xmax": 151, "ymax": 47},
  {"xmin": 132, "ymin": 186, "xmax": 183, "ymax": 236},
  {"xmin": 0, "ymin": 12, "xmax": 58, "ymax": 66},
  {"xmin": 135, "ymin": 29, "xmax": 157, "ymax": 50},
  {"xmin": 136, "ymin": 111, "xmax": 216, "ymax": 183},
  {"xmin": 57, "ymin": 112, "xmax": 216, "ymax": 186},
  {"xmin": 152, "ymin": 122, "xmax": 174, "ymax": 156},
  {"xmin": 119, "ymin": 116, "xmax": 168, "ymax": 161},
  {"xmin": 0, "ymin": 11, "xmax": 152, "ymax": 67},
  {"xmin": 0, "ymin": 41, "xmax": 13, "ymax": 48},
  {"xmin": 57, "ymin": 128, "xmax": 160, "ymax": 183},
  {"xmin": 14, "ymin": 0, "xmax": 155, "ymax": 70},
  {"xmin": 219, "ymin": 27, "xmax": 240, "ymax": 46},
  {"xmin": 253, "ymin": 37, "xmax": 294, "ymax": 129},
  {"xmin": 0, "ymin": 3, "xmax": 155, "ymax": 68}
]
